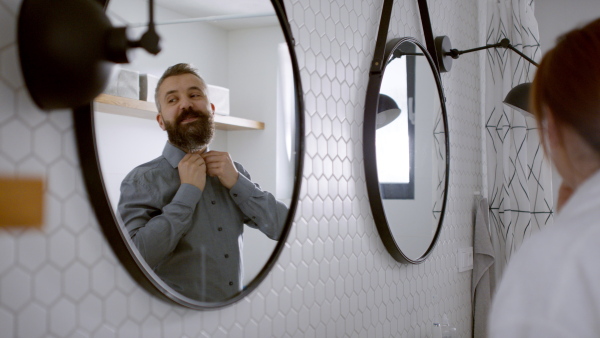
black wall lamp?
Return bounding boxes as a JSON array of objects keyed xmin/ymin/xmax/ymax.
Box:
[
  {"xmin": 434, "ymin": 36, "xmax": 538, "ymax": 116},
  {"xmin": 17, "ymin": 0, "xmax": 161, "ymax": 110},
  {"xmin": 377, "ymin": 94, "xmax": 402, "ymax": 129}
]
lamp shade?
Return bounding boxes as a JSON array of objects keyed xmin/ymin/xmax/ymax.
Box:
[
  {"xmin": 18, "ymin": 0, "xmax": 130, "ymax": 110},
  {"xmin": 376, "ymin": 94, "xmax": 402, "ymax": 129},
  {"xmin": 503, "ymin": 82, "xmax": 533, "ymax": 117}
]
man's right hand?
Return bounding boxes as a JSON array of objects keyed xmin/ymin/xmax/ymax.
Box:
[{"xmin": 178, "ymin": 153, "xmax": 207, "ymax": 190}]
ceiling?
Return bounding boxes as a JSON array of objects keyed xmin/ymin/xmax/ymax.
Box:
[
  {"xmin": 154, "ymin": 0, "xmax": 274, "ymax": 17},
  {"xmin": 152, "ymin": 0, "xmax": 278, "ymax": 30}
]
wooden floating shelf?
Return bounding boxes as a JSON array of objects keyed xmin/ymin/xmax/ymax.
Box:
[{"xmin": 93, "ymin": 94, "xmax": 265, "ymax": 131}]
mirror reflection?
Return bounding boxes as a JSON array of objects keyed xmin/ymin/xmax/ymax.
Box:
[
  {"xmin": 373, "ymin": 39, "xmax": 447, "ymax": 262},
  {"xmin": 93, "ymin": 0, "xmax": 297, "ymax": 302}
]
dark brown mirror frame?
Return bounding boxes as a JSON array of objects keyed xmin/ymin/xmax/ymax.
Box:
[
  {"xmin": 74, "ymin": 0, "xmax": 304, "ymax": 309},
  {"xmin": 363, "ymin": 0, "xmax": 449, "ymax": 264}
]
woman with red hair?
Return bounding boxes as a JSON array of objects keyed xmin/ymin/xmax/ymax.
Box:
[{"xmin": 489, "ymin": 18, "xmax": 600, "ymax": 337}]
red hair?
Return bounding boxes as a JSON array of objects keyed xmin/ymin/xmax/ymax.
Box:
[{"xmin": 531, "ymin": 18, "xmax": 600, "ymax": 152}]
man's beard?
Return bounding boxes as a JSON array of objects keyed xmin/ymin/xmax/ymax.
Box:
[{"xmin": 163, "ymin": 108, "xmax": 215, "ymax": 152}]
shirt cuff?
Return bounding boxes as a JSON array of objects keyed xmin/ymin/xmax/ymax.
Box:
[
  {"xmin": 173, "ymin": 183, "xmax": 202, "ymax": 206},
  {"xmin": 229, "ymin": 174, "xmax": 255, "ymax": 204}
]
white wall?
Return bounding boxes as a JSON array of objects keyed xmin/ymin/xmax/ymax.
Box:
[
  {"xmin": 536, "ymin": 0, "xmax": 600, "ymax": 55},
  {"xmin": 226, "ymin": 26, "xmax": 284, "ymax": 196},
  {"xmin": 108, "ymin": 0, "xmax": 230, "ymax": 87},
  {"xmin": 225, "ymin": 25, "xmax": 288, "ymax": 283},
  {"xmin": 94, "ymin": 112, "xmax": 167, "ymax": 211},
  {"xmin": 0, "ymin": 0, "xmax": 482, "ymax": 336}
]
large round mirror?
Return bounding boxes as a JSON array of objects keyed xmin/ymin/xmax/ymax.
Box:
[
  {"xmin": 74, "ymin": 0, "xmax": 303, "ymax": 308},
  {"xmin": 364, "ymin": 37, "xmax": 449, "ymax": 264}
]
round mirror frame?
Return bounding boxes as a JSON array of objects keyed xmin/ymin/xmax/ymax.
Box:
[
  {"xmin": 363, "ymin": 37, "xmax": 449, "ymax": 264},
  {"xmin": 73, "ymin": 0, "xmax": 304, "ymax": 309}
]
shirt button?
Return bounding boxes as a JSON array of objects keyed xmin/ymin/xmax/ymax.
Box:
[
  {"xmin": 218, "ymin": 227, "xmax": 223, "ymax": 231},
  {"xmin": 224, "ymin": 254, "xmax": 229, "ymax": 258},
  {"xmin": 233, "ymin": 193, "xmax": 238, "ymax": 197},
  {"xmin": 211, "ymin": 201, "xmax": 216, "ymax": 205},
  {"xmin": 229, "ymin": 281, "xmax": 233, "ymax": 286}
]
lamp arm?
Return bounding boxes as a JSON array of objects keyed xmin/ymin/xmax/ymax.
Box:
[
  {"xmin": 448, "ymin": 38, "xmax": 538, "ymax": 67},
  {"xmin": 128, "ymin": 0, "xmax": 161, "ymax": 55},
  {"xmin": 448, "ymin": 42, "xmax": 503, "ymax": 58},
  {"xmin": 503, "ymin": 42, "xmax": 539, "ymax": 67}
]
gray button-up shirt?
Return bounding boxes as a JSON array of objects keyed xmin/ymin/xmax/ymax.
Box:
[{"xmin": 118, "ymin": 142, "xmax": 288, "ymax": 301}]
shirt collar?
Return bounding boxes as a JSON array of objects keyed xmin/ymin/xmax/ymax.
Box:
[
  {"xmin": 558, "ymin": 168, "xmax": 600, "ymax": 218},
  {"xmin": 162, "ymin": 142, "xmax": 210, "ymax": 168},
  {"xmin": 163, "ymin": 142, "xmax": 186, "ymax": 168}
]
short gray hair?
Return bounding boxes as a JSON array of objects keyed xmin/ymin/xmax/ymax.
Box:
[{"xmin": 154, "ymin": 63, "xmax": 206, "ymax": 112}]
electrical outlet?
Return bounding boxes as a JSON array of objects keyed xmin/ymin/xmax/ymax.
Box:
[{"xmin": 457, "ymin": 247, "xmax": 474, "ymax": 272}]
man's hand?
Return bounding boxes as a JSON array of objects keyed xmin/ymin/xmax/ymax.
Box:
[
  {"xmin": 201, "ymin": 151, "xmax": 239, "ymax": 189},
  {"xmin": 178, "ymin": 153, "xmax": 207, "ymax": 190}
]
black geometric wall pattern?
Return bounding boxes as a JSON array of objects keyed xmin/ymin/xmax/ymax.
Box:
[
  {"xmin": 483, "ymin": 0, "xmax": 553, "ymax": 279},
  {"xmin": 433, "ymin": 105, "xmax": 446, "ymax": 223}
]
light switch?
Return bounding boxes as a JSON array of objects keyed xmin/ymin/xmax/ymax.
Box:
[{"xmin": 457, "ymin": 247, "xmax": 473, "ymax": 272}]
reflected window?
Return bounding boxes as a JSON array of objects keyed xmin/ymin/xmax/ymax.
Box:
[{"xmin": 376, "ymin": 44, "xmax": 416, "ymax": 200}]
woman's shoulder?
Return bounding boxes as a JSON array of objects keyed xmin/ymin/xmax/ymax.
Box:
[{"xmin": 515, "ymin": 210, "xmax": 600, "ymax": 268}]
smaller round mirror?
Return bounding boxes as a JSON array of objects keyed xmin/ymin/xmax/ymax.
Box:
[{"xmin": 364, "ymin": 37, "xmax": 449, "ymax": 264}]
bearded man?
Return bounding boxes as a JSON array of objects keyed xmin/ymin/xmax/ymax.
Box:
[{"xmin": 118, "ymin": 63, "xmax": 288, "ymax": 302}]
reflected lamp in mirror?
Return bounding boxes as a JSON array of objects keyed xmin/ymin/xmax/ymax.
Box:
[
  {"xmin": 434, "ymin": 35, "xmax": 538, "ymax": 116},
  {"xmin": 17, "ymin": 0, "xmax": 161, "ymax": 110},
  {"xmin": 364, "ymin": 37, "xmax": 449, "ymax": 264},
  {"xmin": 377, "ymin": 94, "xmax": 402, "ymax": 129}
]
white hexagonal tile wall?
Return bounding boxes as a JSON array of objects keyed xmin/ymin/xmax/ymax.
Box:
[
  {"xmin": 17, "ymin": 303, "xmax": 47, "ymax": 338},
  {"xmin": 33, "ymin": 265, "xmax": 61, "ymax": 306},
  {"xmin": 0, "ymin": 118, "xmax": 31, "ymax": 162},
  {"xmin": 63, "ymin": 194, "xmax": 90, "ymax": 234},
  {"xmin": 50, "ymin": 299, "xmax": 77, "ymax": 337},
  {"xmin": 0, "ymin": 80, "xmax": 15, "ymax": 124},
  {"xmin": 0, "ymin": 234, "xmax": 15, "ymax": 275},
  {"xmin": 16, "ymin": 231, "xmax": 46, "ymax": 271},
  {"xmin": 15, "ymin": 156, "xmax": 44, "ymax": 176},
  {"xmin": 91, "ymin": 260, "xmax": 116, "ymax": 298},
  {"xmin": 16, "ymin": 87, "xmax": 46, "ymax": 128},
  {"xmin": 64, "ymin": 262, "xmax": 90, "ymax": 301},
  {"xmin": 48, "ymin": 228, "xmax": 76, "ymax": 268},
  {"xmin": 47, "ymin": 160, "xmax": 77, "ymax": 200},
  {"xmin": 79, "ymin": 293, "xmax": 103, "ymax": 332},
  {"xmin": 1, "ymin": 267, "xmax": 32, "ymax": 311},
  {"xmin": 0, "ymin": 307, "xmax": 14, "ymax": 337},
  {"xmin": 32, "ymin": 123, "xmax": 62, "ymax": 164},
  {"xmin": 0, "ymin": 45, "xmax": 21, "ymax": 89}
]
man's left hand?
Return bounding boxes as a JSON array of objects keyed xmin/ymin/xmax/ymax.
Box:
[{"xmin": 201, "ymin": 151, "xmax": 239, "ymax": 189}]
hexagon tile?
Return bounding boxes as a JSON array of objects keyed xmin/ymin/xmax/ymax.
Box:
[{"xmin": 0, "ymin": 0, "xmax": 482, "ymax": 336}]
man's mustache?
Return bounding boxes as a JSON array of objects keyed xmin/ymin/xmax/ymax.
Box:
[{"xmin": 176, "ymin": 108, "xmax": 204, "ymax": 125}]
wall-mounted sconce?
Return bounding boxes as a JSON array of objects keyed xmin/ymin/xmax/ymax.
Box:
[
  {"xmin": 17, "ymin": 0, "xmax": 161, "ymax": 110},
  {"xmin": 502, "ymin": 82, "xmax": 532, "ymax": 115},
  {"xmin": 434, "ymin": 36, "xmax": 538, "ymax": 116}
]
